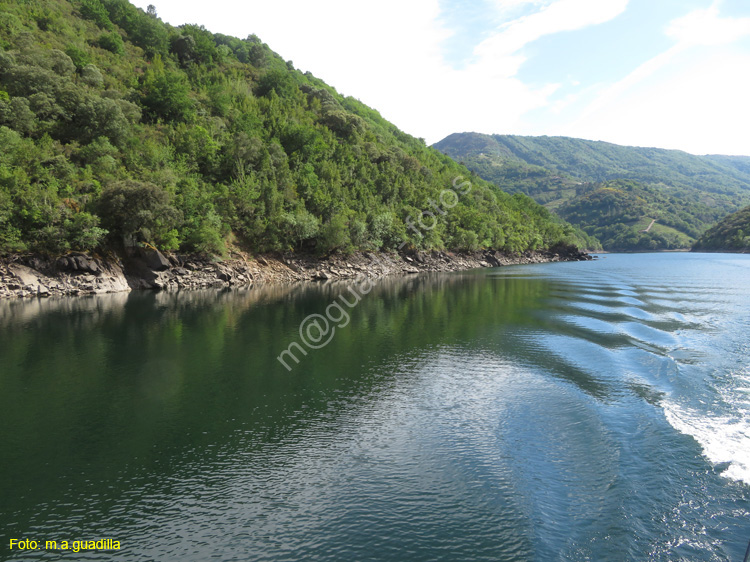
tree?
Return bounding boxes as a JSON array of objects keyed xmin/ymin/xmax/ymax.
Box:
[
  {"xmin": 97, "ymin": 180, "xmax": 181, "ymax": 247},
  {"xmin": 282, "ymin": 209, "xmax": 319, "ymax": 247},
  {"xmin": 101, "ymin": 0, "xmax": 168, "ymax": 56},
  {"xmin": 69, "ymin": 96, "xmax": 131, "ymax": 145},
  {"xmin": 170, "ymin": 34, "xmax": 197, "ymax": 66},
  {"xmin": 79, "ymin": 0, "xmax": 114, "ymax": 30},
  {"xmin": 80, "ymin": 64, "xmax": 104, "ymax": 87},
  {"xmin": 139, "ymin": 55, "xmax": 194, "ymax": 122},
  {"xmin": 0, "ymin": 97, "xmax": 36, "ymax": 135}
]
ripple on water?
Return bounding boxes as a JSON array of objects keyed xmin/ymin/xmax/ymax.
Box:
[{"xmin": 3, "ymin": 253, "xmax": 750, "ymax": 562}]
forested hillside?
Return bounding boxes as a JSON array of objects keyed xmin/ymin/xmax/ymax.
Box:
[
  {"xmin": 557, "ymin": 180, "xmax": 696, "ymax": 251},
  {"xmin": 0, "ymin": 0, "xmax": 591, "ymax": 257},
  {"xmin": 693, "ymin": 205, "xmax": 750, "ymax": 253},
  {"xmin": 434, "ymin": 132, "xmax": 750, "ymax": 251}
]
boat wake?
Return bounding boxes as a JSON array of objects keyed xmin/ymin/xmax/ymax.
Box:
[{"xmin": 663, "ymin": 366, "xmax": 750, "ymax": 486}]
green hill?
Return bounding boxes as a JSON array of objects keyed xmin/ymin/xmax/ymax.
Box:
[
  {"xmin": 556, "ymin": 180, "xmax": 696, "ymax": 251},
  {"xmin": 433, "ymin": 132, "xmax": 750, "ymax": 251},
  {"xmin": 693, "ymin": 205, "xmax": 750, "ymax": 253},
  {"xmin": 0, "ymin": 0, "xmax": 589, "ymax": 258}
]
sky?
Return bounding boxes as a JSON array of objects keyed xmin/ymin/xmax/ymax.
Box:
[{"xmin": 131, "ymin": 0, "xmax": 750, "ymax": 156}]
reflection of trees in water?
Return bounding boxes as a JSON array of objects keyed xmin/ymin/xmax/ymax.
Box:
[
  {"xmin": 1, "ymin": 271, "xmax": 630, "ymax": 409},
  {"xmin": 0, "ymin": 271, "xmax": 550, "ymax": 329},
  {"xmin": 0, "ymin": 272, "xmax": 578, "ymax": 465},
  {"xmin": 0, "ymin": 269, "xmax": 648, "ymax": 527}
]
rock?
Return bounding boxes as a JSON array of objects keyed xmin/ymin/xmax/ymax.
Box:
[
  {"xmin": 1, "ymin": 246, "xmax": 592, "ymax": 300},
  {"xmin": 27, "ymin": 257, "xmax": 46, "ymax": 271},
  {"xmin": 139, "ymin": 248, "xmax": 171, "ymax": 271},
  {"xmin": 73, "ymin": 256, "xmax": 89, "ymax": 271},
  {"xmin": 9, "ymin": 265, "xmax": 42, "ymax": 288}
]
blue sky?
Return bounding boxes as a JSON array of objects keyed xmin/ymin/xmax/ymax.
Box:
[{"xmin": 132, "ymin": 0, "xmax": 750, "ymax": 155}]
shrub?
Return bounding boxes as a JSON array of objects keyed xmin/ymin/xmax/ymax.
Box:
[
  {"xmin": 64, "ymin": 211, "xmax": 108, "ymax": 250},
  {"xmin": 318, "ymin": 213, "xmax": 351, "ymax": 254},
  {"xmin": 97, "ymin": 31, "xmax": 124, "ymax": 55}
]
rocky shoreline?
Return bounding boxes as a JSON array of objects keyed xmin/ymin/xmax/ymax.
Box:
[{"xmin": 0, "ymin": 245, "xmax": 593, "ymax": 300}]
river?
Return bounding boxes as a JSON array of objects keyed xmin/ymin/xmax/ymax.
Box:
[{"xmin": 1, "ymin": 252, "xmax": 749, "ymax": 561}]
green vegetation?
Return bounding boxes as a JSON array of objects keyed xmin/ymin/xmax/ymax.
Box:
[
  {"xmin": 556, "ymin": 180, "xmax": 696, "ymax": 250},
  {"xmin": 0, "ymin": 0, "xmax": 588, "ymax": 257},
  {"xmin": 434, "ymin": 133, "xmax": 750, "ymax": 251},
  {"xmin": 693, "ymin": 205, "xmax": 750, "ymax": 253}
]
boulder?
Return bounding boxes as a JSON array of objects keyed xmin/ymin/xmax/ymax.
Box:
[
  {"xmin": 73, "ymin": 256, "xmax": 90, "ymax": 271},
  {"xmin": 9, "ymin": 265, "xmax": 42, "ymax": 288},
  {"xmin": 58, "ymin": 257, "xmax": 77, "ymax": 271},
  {"xmin": 139, "ymin": 248, "xmax": 170, "ymax": 271}
]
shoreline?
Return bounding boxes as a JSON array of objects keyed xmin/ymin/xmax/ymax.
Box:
[{"xmin": 0, "ymin": 246, "xmax": 593, "ymax": 300}]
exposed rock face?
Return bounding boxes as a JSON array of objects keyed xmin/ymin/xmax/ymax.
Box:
[
  {"xmin": 0, "ymin": 245, "xmax": 592, "ymax": 300},
  {"xmin": 1, "ymin": 253, "xmax": 129, "ymax": 299}
]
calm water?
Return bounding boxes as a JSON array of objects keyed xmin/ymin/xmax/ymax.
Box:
[{"xmin": 1, "ymin": 253, "xmax": 749, "ymax": 561}]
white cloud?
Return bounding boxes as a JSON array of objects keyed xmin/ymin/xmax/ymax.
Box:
[
  {"xmin": 409, "ymin": 0, "xmax": 629, "ymax": 141},
  {"xmin": 477, "ymin": 0, "xmax": 628, "ymax": 61},
  {"xmin": 666, "ymin": 3, "xmax": 750, "ymax": 46},
  {"xmin": 567, "ymin": 51, "xmax": 750, "ymax": 155},
  {"xmin": 563, "ymin": 3, "xmax": 750, "ymax": 154},
  {"xmin": 576, "ymin": 44, "xmax": 687, "ymax": 122}
]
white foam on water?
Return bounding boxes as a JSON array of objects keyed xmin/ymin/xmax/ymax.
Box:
[{"xmin": 663, "ymin": 370, "xmax": 750, "ymax": 485}]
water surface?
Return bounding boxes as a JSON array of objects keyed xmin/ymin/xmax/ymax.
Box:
[{"xmin": 1, "ymin": 253, "xmax": 749, "ymax": 561}]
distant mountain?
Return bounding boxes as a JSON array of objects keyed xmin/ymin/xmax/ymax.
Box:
[
  {"xmin": 703, "ymin": 155, "xmax": 750, "ymax": 178},
  {"xmin": 693, "ymin": 205, "xmax": 750, "ymax": 253},
  {"xmin": 555, "ymin": 179, "xmax": 697, "ymax": 251},
  {"xmin": 433, "ymin": 133, "xmax": 750, "ymax": 251}
]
